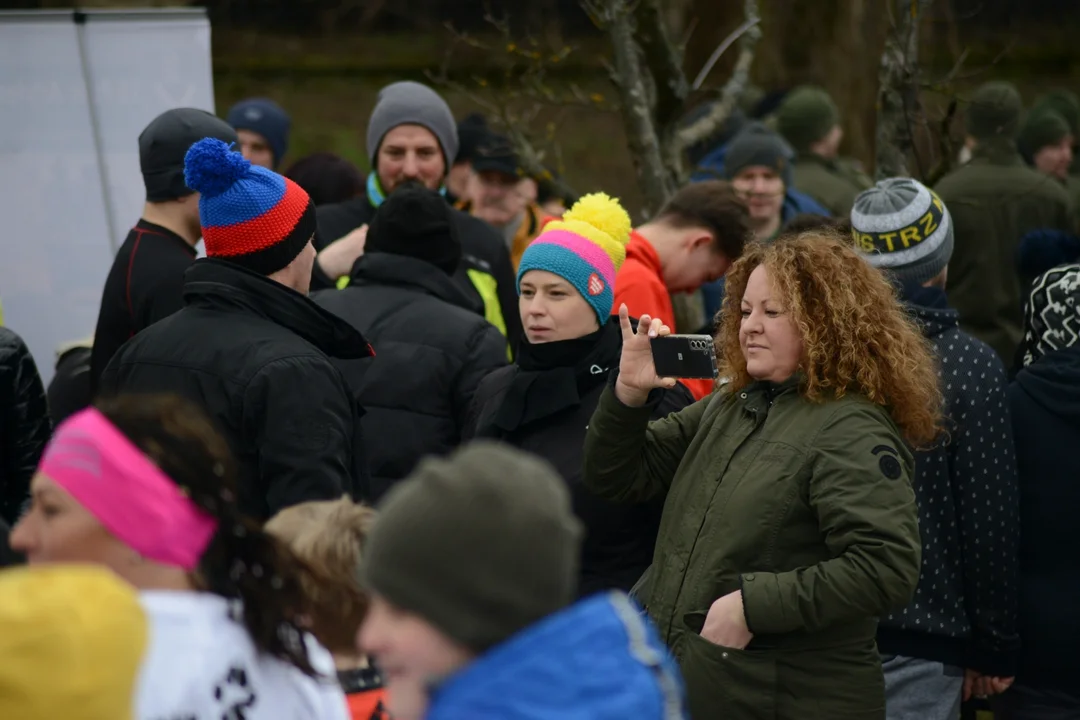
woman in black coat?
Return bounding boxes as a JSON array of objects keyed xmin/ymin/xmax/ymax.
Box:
[
  {"xmin": 997, "ymin": 264, "xmax": 1080, "ymax": 718},
  {"xmin": 464, "ymin": 193, "xmax": 694, "ymax": 596}
]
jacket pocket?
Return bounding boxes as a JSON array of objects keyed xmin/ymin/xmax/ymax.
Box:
[{"xmin": 679, "ymin": 630, "xmax": 777, "ymax": 720}]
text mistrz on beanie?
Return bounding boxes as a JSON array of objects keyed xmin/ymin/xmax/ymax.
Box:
[
  {"xmin": 184, "ymin": 138, "xmax": 316, "ymax": 276},
  {"xmin": 850, "ymin": 177, "xmax": 955, "ymax": 287}
]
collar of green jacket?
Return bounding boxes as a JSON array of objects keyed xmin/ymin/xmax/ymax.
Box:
[
  {"xmin": 971, "ymin": 138, "xmax": 1025, "ymax": 166},
  {"xmin": 734, "ymin": 374, "xmax": 802, "ymax": 420}
]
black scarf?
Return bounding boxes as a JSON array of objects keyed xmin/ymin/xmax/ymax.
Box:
[{"xmin": 489, "ymin": 318, "xmax": 621, "ymax": 434}]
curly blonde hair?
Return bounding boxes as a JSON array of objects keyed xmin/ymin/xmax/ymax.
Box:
[{"xmin": 717, "ymin": 233, "xmax": 942, "ymax": 447}]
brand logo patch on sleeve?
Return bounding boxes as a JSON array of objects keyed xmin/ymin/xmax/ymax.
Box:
[{"xmin": 871, "ymin": 444, "xmax": 903, "ymax": 480}]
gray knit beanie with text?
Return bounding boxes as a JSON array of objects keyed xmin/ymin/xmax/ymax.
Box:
[{"xmin": 850, "ymin": 177, "xmax": 954, "ymax": 286}]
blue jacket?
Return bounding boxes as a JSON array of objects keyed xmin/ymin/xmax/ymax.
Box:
[{"xmin": 425, "ymin": 593, "xmax": 687, "ymax": 720}]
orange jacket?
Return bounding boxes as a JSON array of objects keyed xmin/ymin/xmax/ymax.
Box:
[{"xmin": 613, "ymin": 232, "xmax": 714, "ymax": 400}]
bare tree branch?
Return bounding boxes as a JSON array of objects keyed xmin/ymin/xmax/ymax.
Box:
[
  {"xmin": 586, "ymin": 0, "xmax": 678, "ymax": 214},
  {"xmin": 691, "ymin": 15, "xmax": 761, "ymax": 91},
  {"xmin": 631, "ymin": 0, "xmax": 690, "ymax": 132},
  {"xmin": 874, "ymin": 0, "xmax": 935, "ymax": 180},
  {"xmin": 674, "ymin": 0, "xmax": 762, "ymax": 157}
]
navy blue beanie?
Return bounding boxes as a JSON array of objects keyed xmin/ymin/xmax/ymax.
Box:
[{"xmin": 226, "ymin": 98, "xmax": 291, "ymax": 168}]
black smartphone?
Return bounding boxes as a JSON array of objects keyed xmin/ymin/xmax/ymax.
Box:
[{"xmin": 650, "ymin": 334, "xmax": 718, "ymax": 379}]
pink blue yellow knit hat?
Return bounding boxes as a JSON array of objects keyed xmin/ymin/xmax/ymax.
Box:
[
  {"xmin": 184, "ymin": 137, "xmax": 316, "ymax": 275},
  {"xmin": 516, "ymin": 193, "xmax": 632, "ymax": 324}
]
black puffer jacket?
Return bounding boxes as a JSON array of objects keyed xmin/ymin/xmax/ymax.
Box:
[
  {"xmin": 100, "ymin": 259, "xmax": 374, "ymax": 520},
  {"xmin": 313, "ymin": 253, "xmax": 508, "ymax": 501},
  {"xmin": 1008, "ymin": 345, "xmax": 1080, "ymax": 693},
  {"xmin": 314, "ymin": 193, "xmax": 524, "ymax": 355},
  {"xmin": 0, "ymin": 328, "xmax": 51, "ymax": 524},
  {"xmin": 877, "ymin": 288, "xmax": 1020, "ymax": 676},
  {"xmin": 464, "ymin": 318, "xmax": 694, "ymax": 596}
]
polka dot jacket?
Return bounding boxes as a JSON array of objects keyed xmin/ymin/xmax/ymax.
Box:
[{"xmin": 877, "ymin": 297, "xmax": 1021, "ymax": 676}]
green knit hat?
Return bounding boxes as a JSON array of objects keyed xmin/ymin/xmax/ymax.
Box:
[
  {"xmin": 360, "ymin": 442, "xmax": 583, "ymax": 653},
  {"xmin": 1032, "ymin": 90, "xmax": 1080, "ymax": 137},
  {"xmin": 967, "ymin": 81, "xmax": 1023, "ymax": 140},
  {"xmin": 776, "ymin": 85, "xmax": 839, "ymax": 152},
  {"xmin": 1019, "ymin": 110, "xmax": 1072, "ymax": 158}
]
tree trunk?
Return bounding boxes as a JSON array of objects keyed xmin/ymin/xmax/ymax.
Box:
[
  {"xmin": 875, "ymin": 0, "xmax": 934, "ymax": 180},
  {"xmin": 603, "ymin": 0, "xmax": 678, "ymax": 216}
]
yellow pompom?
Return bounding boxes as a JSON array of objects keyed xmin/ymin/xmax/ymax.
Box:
[{"xmin": 563, "ymin": 192, "xmax": 632, "ymax": 247}]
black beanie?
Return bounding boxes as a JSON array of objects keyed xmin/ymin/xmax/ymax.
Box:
[
  {"xmin": 364, "ymin": 183, "xmax": 462, "ymax": 275},
  {"xmin": 361, "ymin": 442, "xmax": 583, "ymax": 653},
  {"xmin": 723, "ymin": 121, "xmax": 794, "ymax": 188},
  {"xmin": 139, "ymin": 108, "xmax": 237, "ymax": 202}
]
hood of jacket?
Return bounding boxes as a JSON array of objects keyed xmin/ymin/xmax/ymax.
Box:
[
  {"xmin": 182, "ymin": 258, "xmax": 373, "ymax": 360},
  {"xmin": 901, "ymin": 286, "xmax": 958, "ymax": 341},
  {"xmin": 347, "ymin": 252, "xmax": 475, "ymax": 311},
  {"xmin": 425, "ymin": 593, "xmax": 686, "ymax": 720},
  {"xmin": 1015, "ymin": 346, "xmax": 1080, "ymax": 422}
]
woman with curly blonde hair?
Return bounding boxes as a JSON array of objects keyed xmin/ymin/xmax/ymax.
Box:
[{"xmin": 583, "ymin": 233, "xmax": 941, "ymax": 720}]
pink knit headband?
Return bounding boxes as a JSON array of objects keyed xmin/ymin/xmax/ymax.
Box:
[{"xmin": 39, "ymin": 408, "xmax": 218, "ymax": 571}]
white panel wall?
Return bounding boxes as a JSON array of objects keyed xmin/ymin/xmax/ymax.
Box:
[{"xmin": 0, "ymin": 9, "xmax": 215, "ymax": 382}]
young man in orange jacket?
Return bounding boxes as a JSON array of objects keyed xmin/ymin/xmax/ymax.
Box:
[{"xmin": 614, "ymin": 180, "xmax": 750, "ymax": 399}]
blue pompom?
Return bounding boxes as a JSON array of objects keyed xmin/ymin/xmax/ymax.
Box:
[{"xmin": 184, "ymin": 138, "xmax": 251, "ymax": 198}]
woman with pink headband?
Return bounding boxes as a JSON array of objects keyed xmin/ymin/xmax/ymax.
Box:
[{"xmin": 11, "ymin": 394, "xmax": 349, "ymax": 720}]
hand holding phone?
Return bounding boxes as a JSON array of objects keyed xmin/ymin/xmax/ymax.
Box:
[{"xmin": 615, "ymin": 304, "xmax": 678, "ymax": 406}]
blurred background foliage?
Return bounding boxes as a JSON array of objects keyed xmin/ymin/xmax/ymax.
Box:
[{"xmin": 16, "ymin": 0, "xmax": 1080, "ymax": 214}]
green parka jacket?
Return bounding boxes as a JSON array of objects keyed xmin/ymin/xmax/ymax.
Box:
[
  {"xmin": 583, "ymin": 378, "xmax": 922, "ymax": 720},
  {"xmin": 790, "ymin": 153, "xmax": 872, "ymax": 217}
]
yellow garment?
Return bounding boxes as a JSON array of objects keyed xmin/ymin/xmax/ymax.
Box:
[{"xmin": 0, "ymin": 565, "xmax": 148, "ymax": 720}]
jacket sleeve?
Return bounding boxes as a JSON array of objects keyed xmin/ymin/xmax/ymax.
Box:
[
  {"xmin": 739, "ymin": 404, "xmax": 922, "ymax": 635},
  {"xmin": 490, "ymin": 241, "xmax": 524, "ymax": 358},
  {"xmin": 0, "ymin": 335, "xmax": 52, "ymax": 524},
  {"xmin": 582, "ymin": 381, "xmax": 710, "ymax": 504},
  {"xmin": 453, "ymin": 325, "xmax": 510, "ymax": 438},
  {"xmin": 244, "ymin": 357, "xmax": 355, "ymax": 516},
  {"xmin": 951, "ymin": 350, "xmax": 1021, "ymax": 676}
]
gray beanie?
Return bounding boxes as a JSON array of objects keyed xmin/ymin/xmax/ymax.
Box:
[
  {"xmin": 366, "ymin": 81, "xmax": 459, "ymax": 168},
  {"xmin": 723, "ymin": 122, "xmax": 794, "ymax": 188},
  {"xmin": 361, "ymin": 442, "xmax": 583, "ymax": 652},
  {"xmin": 850, "ymin": 178, "xmax": 954, "ymax": 286}
]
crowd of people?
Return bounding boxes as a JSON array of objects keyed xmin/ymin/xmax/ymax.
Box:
[{"xmin": 0, "ymin": 74, "xmax": 1078, "ymax": 720}]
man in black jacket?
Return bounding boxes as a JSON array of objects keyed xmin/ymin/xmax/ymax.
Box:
[
  {"xmin": 313, "ymin": 184, "xmax": 507, "ymax": 501},
  {"xmin": 0, "ymin": 326, "xmax": 51, "ymax": 525},
  {"xmin": 312, "ymin": 81, "xmax": 523, "ymax": 357},
  {"xmin": 90, "ymin": 108, "xmax": 237, "ymax": 396},
  {"xmin": 101, "ymin": 138, "xmax": 373, "ymax": 521},
  {"xmin": 852, "ymin": 179, "xmax": 1020, "ymax": 717}
]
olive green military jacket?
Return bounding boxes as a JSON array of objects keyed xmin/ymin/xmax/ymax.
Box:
[
  {"xmin": 936, "ymin": 142, "xmax": 1074, "ymax": 365},
  {"xmin": 583, "ymin": 379, "xmax": 921, "ymax": 720},
  {"xmin": 791, "ymin": 153, "xmax": 872, "ymax": 217}
]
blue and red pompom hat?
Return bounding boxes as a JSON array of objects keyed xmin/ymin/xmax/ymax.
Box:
[{"xmin": 183, "ymin": 137, "xmax": 315, "ymax": 275}]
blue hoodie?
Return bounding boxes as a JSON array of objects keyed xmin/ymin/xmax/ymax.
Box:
[{"xmin": 424, "ymin": 593, "xmax": 687, "ymax": 720}]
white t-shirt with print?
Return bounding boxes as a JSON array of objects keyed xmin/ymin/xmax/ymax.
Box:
[{"xmin": 136, "ymin": 591, "xmax": 349, "ymax": 720}]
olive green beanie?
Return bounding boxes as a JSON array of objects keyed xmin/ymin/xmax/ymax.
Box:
[
  {"xmin": 360, "ymin": 442, "xmax": 583, "ymax": 652},
  {"xmin": 1019, "ymin": 110, "xmax": 1072, "ymax": 159},
  {"xmin": 967, "ymin": 81, "xmax": 1023, "ymax": 141},
  {"xmin": 776, "ymin": 85, "xmax": 840, "ymax": 153},
  {"xmin": 1032, "ymin": 90, "xmax": 1080, "ymax": 137}
]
